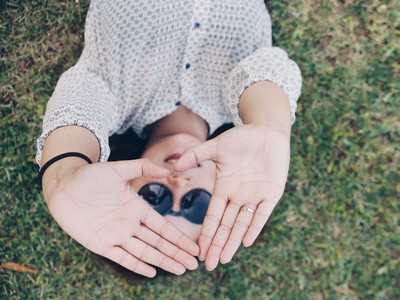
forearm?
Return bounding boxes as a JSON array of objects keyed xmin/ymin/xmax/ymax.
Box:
[
  {"xmin": 41, "ymin": 126, "xmax": 100, "ymax": 202},
  {"xmin": 238, "ymin": 81, "xmax": 292, "ymax": 138}
]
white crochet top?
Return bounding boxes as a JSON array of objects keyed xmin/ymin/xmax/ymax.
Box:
[{"xmin": 36, "ymin": 0, "xmax": 302, "ymax": 165}]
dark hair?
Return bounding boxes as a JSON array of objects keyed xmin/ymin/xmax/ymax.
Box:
[{"xmin": 108, "ymin": 123, "xmax": 234, "ymax": 161}]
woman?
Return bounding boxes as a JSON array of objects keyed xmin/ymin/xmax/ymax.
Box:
[{"xmin": 37, "ymin": 0, "xmax": 301, "ymax": 278}]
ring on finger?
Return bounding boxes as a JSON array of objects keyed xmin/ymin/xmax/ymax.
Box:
[{"xmin": 240, "ymin": 206, "xmax": 255, "ymax": 214}]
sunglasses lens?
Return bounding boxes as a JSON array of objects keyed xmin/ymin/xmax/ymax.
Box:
[
  {"xmin": 138, "ymin": 183, "xmax": 172, "ymax": 215},
  {"xmin": 181, "ymin": 189, "xmax": 211, "ymax": 224}
]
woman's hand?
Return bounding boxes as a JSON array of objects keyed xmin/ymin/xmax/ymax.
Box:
[
  {"xmin": 174, "ymin": 124, "xmax": 290, "ymax": 271},
  {"xmin": 46, "ymin": 159, "xmax": 199, "ymax": 277}
]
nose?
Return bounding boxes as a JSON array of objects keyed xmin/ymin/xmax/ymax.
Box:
[
  {"xmin": 166, "ymin": 172, "xmax": 193, "ymax": 212},
  {"xmin": 167, "ymin": 172, "xmax": 192, "ymax": 188}
]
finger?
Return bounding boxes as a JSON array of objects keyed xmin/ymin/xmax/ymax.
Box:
[
  {"xmin": 141, "ymin": 205, "xmax": 199, "ymax": 256},
  {"xmin": 198, "ymin": 189, "xmax": 228, "ymax": 261},
  {"xmin": 122, "ymin": 237, "xmax": 186, "ymax": 275},
  {"xmin": 136, "ymin": 225, "xmax": 198, "ymax": 270},
  {"xmin": 203, "ymin": 202, "xmax": 240, "ymax": 270},
  {"xmin": 105, "ymin": 247, "xmax": 156, "ymax": 278},
  {"xmin": 173, "ymin": 138, "xmax": 218, "ymax": 172},
  {"xmin": 108, "ymin": 158, "xmax": 170, "ymax": 181},
  {"xmin": 220, "ymin": 204, "xmax": 257, "ymax": 264},
  {"xmin": 243, "ymin": 199, "xmax": 276, "ymax": 247}
]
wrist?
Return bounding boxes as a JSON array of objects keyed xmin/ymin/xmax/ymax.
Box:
[
  {"xmin": 248, "ymin": 121, "xmax": 291, "ymax": 141},
  {"xmin": 239, "ymin": 81, "xmax": 292, "ymax": 137},
  {"xmin": 42, "ymin": 157, "xmax": 90, "ymax": 203},
  {"xmin": 40, "ymin": 126, "xmax": 101, "ymax": 201}
]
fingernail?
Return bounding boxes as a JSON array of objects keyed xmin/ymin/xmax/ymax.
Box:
[
  {"xmin": 187, "ymin": 258, "xmax": 198, "ymax": 270},
  {"xmin": 197, "ymin": 249, "xmax": 204, "ymax": 260},
  {"xmin": 243, "ymin": 240, "xmax": 253, "ymax": 248},
  {"xmin": 147, "ymin": 269, "xmax": 157, "ymax": 278},
  {"xmin": 220, "ymin": 258, "xmax": 230, "ymax": 265},
  {"xmin": 206, "ymin": 260, "xmax": 218, "ymax": 272},
  {"xmin": 198, "ymin": 250, "xmax": 205, "ymax": 261},
  {"xmin": 175, "ymin": 266, "xmax": 186, "ymax": 276}
]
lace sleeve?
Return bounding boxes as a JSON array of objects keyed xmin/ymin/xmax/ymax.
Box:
[
  {"xmin": 225, "ymin": 47, "xmax": 302, "ymax": 126},
  {"xmin": 36, "ymin": 3, "xmax": 119, "ymax": 166}
]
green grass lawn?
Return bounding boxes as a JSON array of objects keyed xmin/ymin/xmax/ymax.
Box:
[{"xmin": 1, "ymin": 0, "xmax": 399, "ymax": 299}]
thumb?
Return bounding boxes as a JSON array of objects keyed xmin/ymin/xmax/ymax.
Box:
[
  {"xmin": 173, "ymin": 138, "xmax": 218, "ymax": 172},
  {"xmin": 107, "ymin": 158, "xmax": 170, "ymax": 181}
]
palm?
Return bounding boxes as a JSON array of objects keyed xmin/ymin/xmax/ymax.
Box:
[
  {"xmin": 49, "ymin": 163, "xmax": 141, "ymax": 251},
  {"xmin": 175, "ymin": 124, "xmax": 290, "ymax": 270},
  {"xmin": 218, "ymin": 125, "xmax": 289, "ymax": 203},
  {"xmin": 47, "ymin": 160, "xmax": 199, "ymax": 277}
]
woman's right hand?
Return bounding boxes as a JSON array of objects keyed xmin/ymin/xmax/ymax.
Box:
[{"xmin": 43, "ymin": 158, "xmax": 199, "ymax": 277}]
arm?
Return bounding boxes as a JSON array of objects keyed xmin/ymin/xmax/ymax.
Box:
[
  {"xmin": 38, "ymin": 4, "xmax": 199, "ymax": 276},
  {"xmin": 39, "ymin": 59, "xmax": 201, "ymax": 276},
  {"xmin": 227, "ymin": 46, "xmax": 302, "ymax": 129},
  {"xmin": 175, "ymin": 82, "xmax": 292, "ymax": 269},
  {"xmin": 174, "ymin": 49, "xmax": 301, "ymax": 271},
  {"xmin": 239, "ymin": 80, "xmax": 292, "ymax": 137},
  {"xmin": 36, "ymin": 5, "xmax": 116, "ymax": 167}
]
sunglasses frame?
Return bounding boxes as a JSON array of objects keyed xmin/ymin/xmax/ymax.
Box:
[{"xmin": 138, "ymin": 182, "xmax": 211, "ymax": 224}]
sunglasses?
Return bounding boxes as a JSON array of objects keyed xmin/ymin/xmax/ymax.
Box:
[{"xmin": 138, "ymin": 183, "xmax": 211, "ymax": 224}]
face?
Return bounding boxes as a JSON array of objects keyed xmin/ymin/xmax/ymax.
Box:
[{"xmin": 131, "ymin": 133, "xmax": 216, "ymax": 241}]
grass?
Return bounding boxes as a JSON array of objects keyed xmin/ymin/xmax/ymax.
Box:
[{"xmin": 1, "ymin": 0, "xmax": 399, "ymax": 299}]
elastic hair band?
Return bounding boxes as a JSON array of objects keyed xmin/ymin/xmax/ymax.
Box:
[{"xmin": 38, "ymin": 152, "xmax": 93, "ymax": 190}]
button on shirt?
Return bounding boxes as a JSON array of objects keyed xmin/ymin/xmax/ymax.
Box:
[{"xmin": 37, "ymin": 0, "xmax": 302, "ymax": 165}]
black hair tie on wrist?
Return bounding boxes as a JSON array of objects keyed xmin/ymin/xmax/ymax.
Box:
[{"xmin": 38, "ymin": 152, "xmax": 93, "ymax": 190}]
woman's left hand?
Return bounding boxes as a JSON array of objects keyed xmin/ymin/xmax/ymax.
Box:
[{"xmin": 174, "ymin": 124, "xmax": 290, "ymax": 271}]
